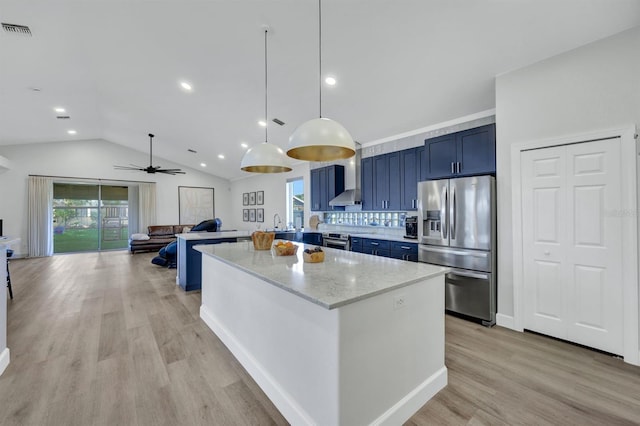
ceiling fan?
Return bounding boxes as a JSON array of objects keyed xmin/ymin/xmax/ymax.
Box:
[{"xmin": 114, "ymin": 133, "xmax": 185, "ymax": 175}]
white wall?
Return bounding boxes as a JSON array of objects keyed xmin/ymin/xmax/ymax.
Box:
[
  {"xmin": 0, "ymin": 139, "xmax": 231, "ymax": 256},
  {"xmin": 495, "ymin": 26, "xmax": 640, "ymax": 318},
  {"xmin": 229, "ymin": 162, "xmax": 311, "ymax": 232}
]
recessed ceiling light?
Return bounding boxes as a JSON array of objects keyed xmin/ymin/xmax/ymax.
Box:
[
  {"xmin": 54, "ymin": 107, "xmax": 66, "ymax": 113},
  {"xmin": 325, "ymin": 76, "xmax": 337, "ymax": 86},
  {"xmin": 218, "ymin": 154, "xmax": 225, "ymax": 159},
  {"xmin": 200, "ymin": 162, "xmax": 207, "ymax": 167},
  {"xmin": 180, "ymin": 81, "xmax": 193, "ymax": 91},
  {"xmin": 67, "ymin": 129, "xmax": 77, "ymax": 135},
  {"xmin": 258, "ymin": 120, "xmax": 267, "ymax": 127},
  {"xmin": 241, "ymin": 143, "xmax": 248, "ymax": 149}
]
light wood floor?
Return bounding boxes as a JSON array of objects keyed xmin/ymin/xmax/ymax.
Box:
[{"xmin": 1, "ymin": 251, "xmax": 639, "ymax": 425}]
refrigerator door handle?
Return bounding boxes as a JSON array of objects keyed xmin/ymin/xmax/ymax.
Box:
[
  {"xmin": 450, "ymin": 185, "xmax": 456, "ymax": 240},
  {"xmin": 449, "ymin": 269, "xmax": 489, "ymax": 280},
  {"xmin": 441, "ymin": 185, "xmax": 448, "ymax": 239}
]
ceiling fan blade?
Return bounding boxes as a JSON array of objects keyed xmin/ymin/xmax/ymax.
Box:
[
  {"xmin": 157, "ymin": 169, "xmax": 186, "ymax": 175},
  {"xmin": 114, "ymin": 165, "xmax": 143, "ymax": 171}
]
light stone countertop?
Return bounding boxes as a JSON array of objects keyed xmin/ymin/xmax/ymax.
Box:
[
  {"xmin": 195, "ymin": 241, "xmax": 447, "ymax": 310},
  {"xmin": 176, "ymin": 231, "xmax": 251, "ymax": 240}
]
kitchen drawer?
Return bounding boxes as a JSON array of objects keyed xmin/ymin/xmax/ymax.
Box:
[
  {"xmin": 390, "ymin": 241, "xmax": 418, "ymax": 255},
  {"xmin": 362, "ymin": 238, "xmax": 390, "ymax": 251}
]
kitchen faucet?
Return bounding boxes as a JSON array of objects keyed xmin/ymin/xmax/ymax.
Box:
[{"xmin": 273, "ymin": 213, "xmax": 282, "ymax": 230}]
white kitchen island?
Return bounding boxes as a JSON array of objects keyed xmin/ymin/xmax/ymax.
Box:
[{"xmin": 195, "ymin": 241, "xmax": 448, "ymax": 425}]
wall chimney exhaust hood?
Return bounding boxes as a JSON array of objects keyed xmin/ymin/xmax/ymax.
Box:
[
  {"xmin": 329, "ymin": 188, "xmax": 361, "ymax": 206},
  {"xmin": 328, "ymin": 144, "xmax": 362, "ymax": 207}
]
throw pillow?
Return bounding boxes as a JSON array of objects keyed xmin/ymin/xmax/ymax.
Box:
[{"xmin": 131, "ymin": 233, "xmax": 150, "ymax": 241}]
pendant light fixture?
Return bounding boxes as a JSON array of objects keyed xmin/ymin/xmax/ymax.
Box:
[
  {"xmin": 287, "ymin": 0, "xmax": 355, "ymax": 162},
  {"xmin": 241, "ymin": 28, "xmax": 292, "ymax": 173}
]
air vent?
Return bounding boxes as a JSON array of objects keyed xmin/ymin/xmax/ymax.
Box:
[
  {"xmin": 56, "ymin": 115, "xmax": 70, "ymax": 120},
  {"xmin": 272, "ymin": 118, "xmax": 285, "ymax": 126},
  {"xmin": 2, "ymin": 23, "xmax": 32, "ymax": 37},
  {"xmin": 187, "ymin": 148, "xmax": 197, "ymax": 153}
]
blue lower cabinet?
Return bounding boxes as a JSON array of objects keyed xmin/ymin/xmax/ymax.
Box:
[
  {"xmin": 350, "ymin": 237, "xmax": 363, "ymax": 252},
  {"xmin": 178, "ymin": 237, "xmax": 237, "ymax": 291},
  {"xmin": 390, "ymin": 241, "xmax": 418, "ymax": 262},
  {"xmin": 275, "ymin": 232, "xmax": 298, "ymax": 242},
  {"xmin": 362, "ymin": 238, "xmax": 390, "ymax": 257},
  {"xmin": 302, "ymin": 232, "xmax": 323, "ymax": 245}
]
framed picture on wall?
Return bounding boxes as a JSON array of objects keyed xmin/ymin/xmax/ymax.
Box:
[
  {"xmin": 243, "ymin": 193, "xmax": 249, "ymax": 206},
  {"xmin": 249, "ymin": 192, "xmax": 256, "ymax": 205},
  {"xmin": 178, "ymin": 186, "xmax": 214, "ymax": 225},
  {"xmin": 257, "ymin": 190, "xmax": 264, "ymax": 205},
  {"xmin": 257, "ymin": 208, "xmax": 264, "ymax": 222},
  {"xmin": 249, "ymin": 209, "xmax": 256, "ymax": 222},
  {"xmin": 243, "ymin": 209, "xmax": 249, "ymax": 222}
]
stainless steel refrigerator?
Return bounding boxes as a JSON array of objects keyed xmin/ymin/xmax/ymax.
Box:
[{"xmin": 417, "ymin": 175, "xmax": 496, "ymax": 326}]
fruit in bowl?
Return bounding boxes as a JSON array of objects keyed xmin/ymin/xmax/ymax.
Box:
[
  {"xmin": 272, "ymin": 240, "xmax": 298, "ymax": 256},
  {"xmin": 303, "ymin": 246, "xmax": 325, "ymax": 263}
]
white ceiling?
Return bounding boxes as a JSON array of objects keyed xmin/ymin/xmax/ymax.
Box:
[{"xmin": 1, "ymin": 0, "xmax": 639, "ymax": 180}]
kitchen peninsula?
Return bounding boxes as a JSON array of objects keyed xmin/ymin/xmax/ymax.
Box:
[{"xmin": 196, "ymin": 241, "xmax": 448, "ymax": 425}]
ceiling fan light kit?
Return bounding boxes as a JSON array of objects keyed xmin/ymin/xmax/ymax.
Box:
[
  {"xmin": 240, "ymin": 28, "xmax": 291, "ymax": 173},
  {"xmin": 114, "ymin": 133, "xmax": 185, "ymax": 175},
  {"xmin": 286, "ymin": 0, "xmax": 355, "ymax": 162}
]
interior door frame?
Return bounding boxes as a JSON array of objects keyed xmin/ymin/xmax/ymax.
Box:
[{"xmin": 510, "ymin": 125, "xmax": 638, "ymax": 365}]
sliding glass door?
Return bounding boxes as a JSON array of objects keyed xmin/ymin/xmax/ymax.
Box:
[{"xmin": 53, "ymin": 183, "xmax": 129, "ymax": 253}]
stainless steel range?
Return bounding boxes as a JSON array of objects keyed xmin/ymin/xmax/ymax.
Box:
[{"xmin": 322, "ymin": 233, "xmax": 350, "ymax": 251}]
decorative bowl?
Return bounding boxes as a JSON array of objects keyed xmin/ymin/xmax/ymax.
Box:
[
  {"xmin": 251, "ymin": 231, "xmax": 275, "ymax": 250},
  {"xmin": 272, "ymin": 241, "xmax": 298, "ymax": 256}
]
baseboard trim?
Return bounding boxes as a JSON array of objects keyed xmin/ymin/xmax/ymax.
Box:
[
  {"xmin": 201, "ymin": 304, "xmax": 446, "ymax": 425},
  {"xmin": 200, "ymin": 305, "xmax": 314, "ymax": 425},
  {"xmin": 0, "ymin": 348, "xmax": 10, "ymax": 376},
  {"xmin": 371, "ymin": 366, "xmax": 448, "ymax": 426},
  {"xmin": 496, "ymin": 313, "xmax": 516, "ymax": 330}
]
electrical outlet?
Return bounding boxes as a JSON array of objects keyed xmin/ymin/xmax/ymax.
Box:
[{"xmin": 393, "ymin": 295, "xmax": 406, "ymax": 310}]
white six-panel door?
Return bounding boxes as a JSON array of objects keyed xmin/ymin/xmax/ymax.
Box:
[{"xmin": 521, "ymin": 138, "xmax": 623, "ymax": 355}]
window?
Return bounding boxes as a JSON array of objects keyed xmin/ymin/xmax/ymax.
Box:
[
  {"xmin": 53, "ymin": 183, "xmax": 129, "ymax": 253},
  {"xmin": 286, "ymin": 178, "xmax": 304, "ymax": 230}
]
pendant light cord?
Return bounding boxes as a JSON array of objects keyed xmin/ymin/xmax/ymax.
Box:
[
  {"xmin": 318, "ymin": 0, "xmax": 322, "ymax": 118},
  {"xmin": 264, "ymin": 29, "xmax": 268, "ymax": 143}
]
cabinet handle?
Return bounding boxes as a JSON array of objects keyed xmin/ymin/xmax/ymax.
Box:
[
  {"xmin": 456, "ymin": 162, "xmax": 461, "ymax": 174},
  {"xmin": 401, "ymin": 246, "xmax": 411, "ymax": 250},
  {"xmin": 451, "ymin": 162, "xmax": 455, "ymax": 173},
  {"xmin": 371, "ymin": 242, "xmax": 379, "ymax": 246}
]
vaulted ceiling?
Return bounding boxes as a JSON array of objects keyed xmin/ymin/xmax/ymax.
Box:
[{"xmin": 1, "ymin": 0, "xmax": 639, "ymax": 180}]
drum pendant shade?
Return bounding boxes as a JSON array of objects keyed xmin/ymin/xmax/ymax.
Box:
[
  {"xmin": 287, "ymin": 118, "xmax": 355, "ymax": 161},
  {"xmin": 241, "ymin": 142, "xmax": 291, "ymax": 173}
]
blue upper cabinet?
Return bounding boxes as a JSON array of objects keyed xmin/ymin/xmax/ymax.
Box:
[
  {"xmin": 310, "ymin": 164, "xmax": 345, "ymax": 211},
  {"xmin": 457, "ymin": 124, "xmax": 496, "ymax": 176},
  {"xmin": 424, "ymin": 124, "xmax": 496, "ymax": 179},
  {"xmin": 373, "ymin": 155, "xmax": 389, "ymax": 210},
  {"xmin": 424, "ymin": 133, "xmax": 457, "ymax": 179},
  {"xmin": 400, "ymin": 148, "xmax": 419, "ymax": 210},
  {"xmin": 361, "ymin": 157, "xmax": 374, "ymax": 211},
  {"xmin": 310, "ymin": 168, "xmax": 322, "ymax": 211},
  {"xmin": 372, "ymin": 152, "xmax": 401, "ymax": 211}
]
